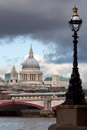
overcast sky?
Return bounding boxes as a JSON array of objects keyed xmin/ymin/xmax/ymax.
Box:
[
  {"xmin": 0, "ymin": 0, "xmax": 87, "ymax": 88},
  {"xmin": 0, "ymin": 0, "xmax": 87, "ymax": 62}
]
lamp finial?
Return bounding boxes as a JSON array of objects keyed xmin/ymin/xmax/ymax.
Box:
[{"xmin": 72, "ymin": 4, "xmax": 78, "ymax": 16}]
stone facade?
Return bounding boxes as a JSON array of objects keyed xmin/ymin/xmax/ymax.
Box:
[
  {"xmin": 19, "ymin": 68, "xmax": 43, "ymax": 87},
  {"xmin": 9, "ymin": 65, "xmax": 18, "ymax": 85},
  {"xmin": 44, "ymin": 75, "xmax": 69, "ymax": 89},
  {"xmin": 48, "ymin": 105, "xmax": 87, "ymax": 130}
]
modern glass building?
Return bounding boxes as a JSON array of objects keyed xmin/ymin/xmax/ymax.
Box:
[{"xmin": 5, "ymin": 73, "xmax": 10, "ymax": 82}]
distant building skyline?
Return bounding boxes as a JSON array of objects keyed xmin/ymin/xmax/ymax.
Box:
[{"xmin": 3, "ymin": 45, "xmax": 69, "ymax": 89}]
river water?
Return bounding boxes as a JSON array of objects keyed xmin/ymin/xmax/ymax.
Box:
[{"xmin": 0, "ymin": 117, "xmax": 56, "ymax": 130}]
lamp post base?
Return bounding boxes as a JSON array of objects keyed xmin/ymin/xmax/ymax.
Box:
[
  {"xmin": 48, "ymin": 105, "xmax": 87, "ymax": 130},
  {"xmin": 56, "ymin": 105, "xmax": 87, "ymax": 126}
]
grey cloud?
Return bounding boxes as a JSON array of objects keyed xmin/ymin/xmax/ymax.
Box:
[
  {"xmin": 44, "ymin": 47, "xmax": 73, "ymax": 64},
  {"xmin": 0, "ymin": 0, "xmax": 87, "ymax": 63},
  {"xmin": 0, "ymin": 0, "xmax": 73, "ymax": 37}
]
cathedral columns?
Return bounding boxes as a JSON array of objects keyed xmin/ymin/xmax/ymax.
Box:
[
  {"xmin": 36, "ymin": 74, "xmax": 39, "ymax": 81},
  {"xmin": 33, "ymin": 74, "xmax": 36, "ymax": 81},
  {"xmin": 21, "ymin": 73, "xmax": 42, "ymax": 82},
  {"xmin": 25, "ymin": 74, "xmax": 27, "ymax": 81},
  {"xmin": 32, "ymin": 74, "xmax": 33, "ymax": 80},
  {"xmin": 28, "ymin": 74, "xmax": 36, "ymax": 81},
  {"xmin": 27, "ymin": 74, "xmax": 30, "ymax": 81},
  {"xmin": 34, "ymin": 75, "xmax": 36, "ymax": 80},
  {"xmin": 22, "ymin": 74, "xmax": 24, "ymax": 81},
  {"xmin": 24, "ymin": 74, "xmax": 25, "ymax": 80}
]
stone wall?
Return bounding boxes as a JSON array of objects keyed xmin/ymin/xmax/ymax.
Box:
[{"xmin": 48, "ymin": 124, "xmax": 87, "ymax": 130}]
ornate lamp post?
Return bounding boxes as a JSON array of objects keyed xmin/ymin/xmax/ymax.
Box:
[{"xmin": 63, "ymin": 5, "xmax": 86, "ymax": 105}]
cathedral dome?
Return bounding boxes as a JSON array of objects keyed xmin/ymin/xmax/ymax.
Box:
[
  {"xmin": 22, "ymin": 45, "xmax": 40, "ymax": 69},
  {"xmin": 23, "ymin": 58, "xmax": 40, "ymax": 68}
]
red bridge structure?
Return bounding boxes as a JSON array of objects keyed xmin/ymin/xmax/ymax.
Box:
[
  {"xmin": 0, "ymin": 92, "xmax": 65, "ymax": 112},
  {"xmin": 0, "ymin": 92, "xmax": 86, "ymax": 116}
]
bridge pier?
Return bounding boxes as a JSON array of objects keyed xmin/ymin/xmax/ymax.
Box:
[{"xmin": 40, "ymin": 97, "xmax": 54, "ymax": 117}]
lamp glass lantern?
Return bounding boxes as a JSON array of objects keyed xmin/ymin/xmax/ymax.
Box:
[{"xmin": 69, "ymin": 5, "xmax": 82, "ymax": 32}]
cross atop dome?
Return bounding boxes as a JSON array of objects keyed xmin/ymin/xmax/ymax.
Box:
[{"xmin": 29, "ymin": 44, "xmax": 34, "ymax": 59}]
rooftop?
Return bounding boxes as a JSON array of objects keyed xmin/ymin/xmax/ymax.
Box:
[
  {"xmin": 44, "ymin": 76, "xmax": 69, "ymax": 81},
  {"xmin": 44, "ymin": 77, "xmax": 52, "ymax": 81},
  {"xmin": 60, "ymin": 77, "xmax": 69, "ymax": 81}
]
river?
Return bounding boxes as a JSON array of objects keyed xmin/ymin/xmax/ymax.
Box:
[{"xmin": 0, "ymin": 117, "xmax": 56, "ymax": 130}]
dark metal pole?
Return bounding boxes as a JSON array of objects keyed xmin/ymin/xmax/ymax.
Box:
[{"xmin": 63, "ymin": 30, "xmax": 86, "ymax": 105}]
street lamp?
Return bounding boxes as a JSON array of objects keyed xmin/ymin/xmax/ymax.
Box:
[{"xmin": 63, "ymin": 5, "xmax": 86, "ymax": 105}]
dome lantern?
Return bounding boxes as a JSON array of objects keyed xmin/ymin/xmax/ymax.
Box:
[
  {"xmin": 29, "ymin": 44, "xmax": 34, "ymax": 59},
  {"xmin": 22, "ymin": 45, "xmax": 40, "ymax": 69}
]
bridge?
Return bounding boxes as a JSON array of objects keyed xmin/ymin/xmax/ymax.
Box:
[
  {"xmin": 0, "ymin": 92, "xmax": 86, "ymax": 116},
  {"xmin": 0, "ymin": 92, "xmax": 65, "ymax": 112}
]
